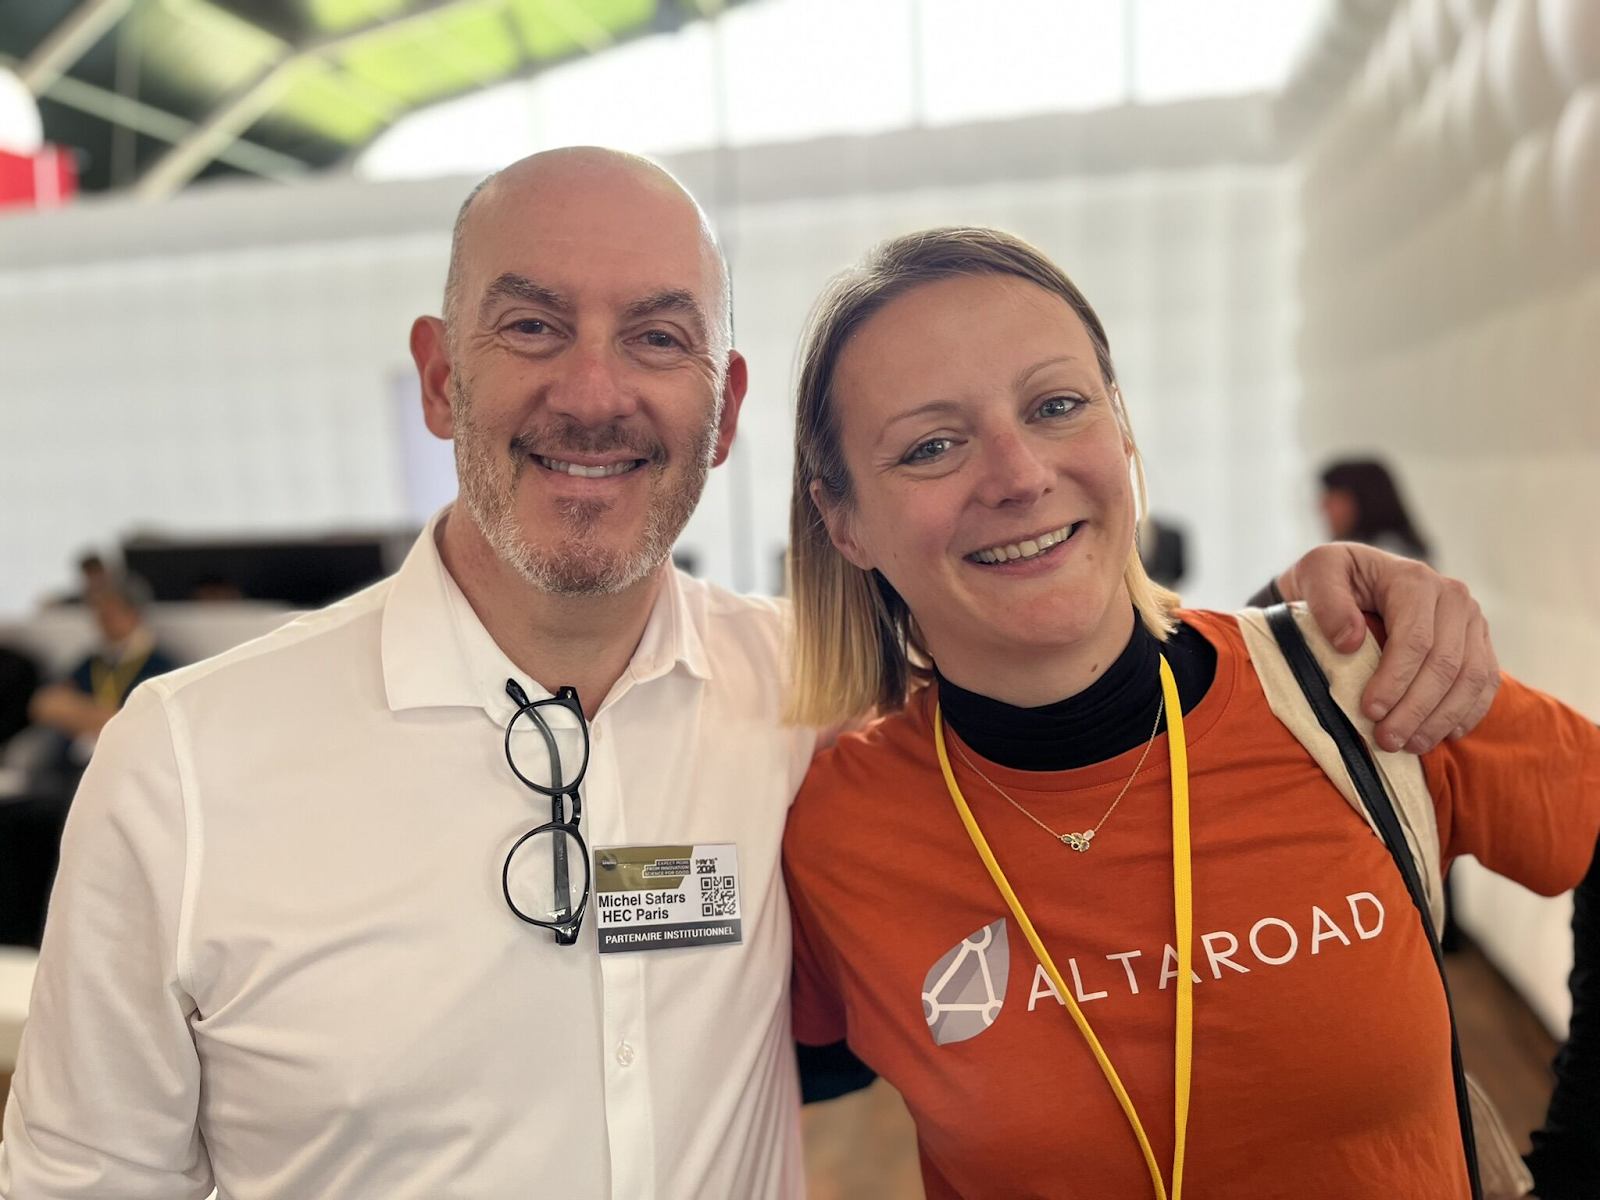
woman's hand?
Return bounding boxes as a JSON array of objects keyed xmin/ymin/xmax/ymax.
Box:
[{"xmin": 1276, "ymin": 543, "xmax": 1499, "ymax": 754}]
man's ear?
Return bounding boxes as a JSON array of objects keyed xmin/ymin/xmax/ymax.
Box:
[
  {"xmin": 410, "ymin": 316, "xmax": 455, "ymax": 440},
  {"xmin": 710, "ymin": 351, "xmax": 748, "ymax": 467},
  {"xmin": 809, "ymin": 478, "xmax": 875, "ymax": 572}
]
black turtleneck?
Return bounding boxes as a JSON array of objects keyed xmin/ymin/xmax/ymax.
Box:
[{"xmin": 935, "ymin": 613, "xmax": 1217, "ymax": 771}]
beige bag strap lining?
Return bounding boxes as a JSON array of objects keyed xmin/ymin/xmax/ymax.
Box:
[
  {"xmin": 1234, "ymin": 603, "xmax": 1531, "ymax": 1197},
  {"xmin": 1235, "ymin": 604, "xmax": 1445, "ymax": 931}
]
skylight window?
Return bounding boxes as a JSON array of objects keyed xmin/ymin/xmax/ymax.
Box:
[{"xmin": 356, "ymin": 0, "xmax": 1322, "ymax": 182}]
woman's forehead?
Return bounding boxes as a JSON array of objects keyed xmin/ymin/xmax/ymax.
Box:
[{"xmin": 840, "ymin": 274, "xmax": 1098, "ymax": 388}]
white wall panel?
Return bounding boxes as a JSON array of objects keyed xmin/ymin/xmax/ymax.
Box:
[
  {"xmin": 1, "ymin": 109, "xmax": 1298, "ymax": 615},
  {"xmin": 0, "ymin": 233, "xmax": 446, "ymax": 612},
  {"xmin": 1288, "ymin": 0, "xmax": 1600, "ymax": 1032}
]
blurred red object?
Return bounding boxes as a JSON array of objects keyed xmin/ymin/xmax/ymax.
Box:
[{"xmin": 0, "ymin": 145, "xmax": 77, "ymax": 210}]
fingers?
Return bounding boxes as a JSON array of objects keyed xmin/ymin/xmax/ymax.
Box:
[
  {"xmin": 1288, "ymin": 544, "xmax": 1368, "ymax": 652},
  {"xmin": 1377, "ymin": 606, "xmax": 1486, "ymax": 753},
  {"xmin": 1357, "ymin": 572, "xmax": 1440, "ymax": 730},
  {"xmin": 1449, "ymin": 615, "xmax": 1501, "ymax": 740},
  {"xmin": 1280, "ymin": 542, "xmax": 1503, "ymax": 753}
]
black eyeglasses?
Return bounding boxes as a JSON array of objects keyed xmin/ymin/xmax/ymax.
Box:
[{"xmin": 501, "ymin": 679, "xmax": 591, "ymax": 945}]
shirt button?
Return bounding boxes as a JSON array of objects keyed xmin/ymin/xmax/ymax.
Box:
[
  {"xmin": 592, "ymin": 726, "xmax": 604, "ymax": 745},
  {"xmin": 615, "ymin": 1040, "xmax": 635, "ymax": 1067}
]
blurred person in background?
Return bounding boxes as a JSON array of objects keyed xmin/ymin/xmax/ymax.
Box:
[
  {"xmin": 26, "ymin": 573, "xmax": 175, "ymax": 754},
  {"xmin": 1528, "ymin": 842, "xmax": 1600, "ymax": 1198},
  {"xmin": 1322, "ymin": 457, "xmax": 1463, "ymax": 951},
  {"xmin": 1320, "ymin": 458, "xmax": 1430, "ymax": 563},
  {"xmin": 42, "ymin": 552, "xmax": 110, "ymax": 609},
  {"xmin": 1, "ymin": 576, "xmax": 175, "ymax": 948},
  {"xmin": 0, "ymin": 644, "xmax": 40, "ymax": 753},
  {"xmin": 782, "ymin": 227, "xmax": 1600, "ymax": 1200},
  {"xmin": 0, "ymin": 150, "xmax": 1511, "ymax": 1200},
  {"xmin": 0, "ymin": 640, "xmax": 62, "ymax": 948}
]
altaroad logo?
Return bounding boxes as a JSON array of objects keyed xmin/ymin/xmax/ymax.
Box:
[{"xmin": 922, "ymin": 919, "xmax": 1009, "ymax": 1046}]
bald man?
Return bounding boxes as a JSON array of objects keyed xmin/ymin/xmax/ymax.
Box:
[{"xmin": 1, "ymin": 148, "xmax": 1505, "ymax": 1199}]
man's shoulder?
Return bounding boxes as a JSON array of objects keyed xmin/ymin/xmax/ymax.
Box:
[
  {"xmin": 143, "ymin": 575, "xmax": 395, "ymax": 709},
  {"xmin": 675, "ymin": 571, "xmax": 792, "ymax": 663},
  {"xmin": 679, "ymin": 571, "xmax": 792, "ymax": 624}
]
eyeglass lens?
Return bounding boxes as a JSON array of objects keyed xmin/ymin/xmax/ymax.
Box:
[
  {"xmin": 504, "ymin": 825, "xmax": 588, "ymax": 926},
  {"xmin": 502, "ymin": 682, "xmax": 591, "ymax": 942},
  {"xmin": 505, "ymin": 696, "xmax": 588, "ymax": 795}
]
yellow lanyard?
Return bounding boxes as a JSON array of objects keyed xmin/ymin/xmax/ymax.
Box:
[
  {"xmin": 933, "ymin": 654, "xmax": 1193, "ymax": 1200},
  {"xmin": 90, "ymin": 646, "xmax": 153, "ymax": 710}
]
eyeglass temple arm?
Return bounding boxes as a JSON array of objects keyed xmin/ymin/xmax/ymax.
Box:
[
  {"xmin": 505, "ymin": 679, "xmax": 581, "ymax": 823},
  {"xmin": 553, "ymin": 687, "xmax": 583, "ymax": 823}
]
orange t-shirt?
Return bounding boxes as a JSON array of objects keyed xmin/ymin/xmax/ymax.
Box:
[{"xmin": 784, "ymin": 610, "xmax": 1600, "ymax": 1200}]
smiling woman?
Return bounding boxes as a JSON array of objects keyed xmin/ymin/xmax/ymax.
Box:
[
  {"xmin": 779, "ymin": 226, "xmax": 1600, "ymax": 1200},
  {"xmin": 786, "ymin": 227, "xmax": 1178, "ymax": 727}
]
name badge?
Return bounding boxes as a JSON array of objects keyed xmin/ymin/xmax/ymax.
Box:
[{"xmin": 592, "ymin": 843, "xmax": 742, "ymax": 953}]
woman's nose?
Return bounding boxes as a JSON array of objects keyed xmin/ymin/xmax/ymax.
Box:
[{"xmin": 975, "ymin": 429, "xmax": 1053, "ymax": 508}]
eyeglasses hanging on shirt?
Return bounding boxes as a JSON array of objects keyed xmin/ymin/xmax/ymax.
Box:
[{"xmin": 501, "ymin": 679, "xmax": 591, "ymax": 946}]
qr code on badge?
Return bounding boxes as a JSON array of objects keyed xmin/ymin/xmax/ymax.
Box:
[{"xmin": 700, "ymin": 874, "xmax": 736, "ymax": 917}]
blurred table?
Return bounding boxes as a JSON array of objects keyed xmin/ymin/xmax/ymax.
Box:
[{"xmin": 0, "ymin": 770, "xmax": 77, "ymax": 947}]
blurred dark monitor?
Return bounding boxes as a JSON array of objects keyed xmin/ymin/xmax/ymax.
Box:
[
  {"xmin": 122, "ymin": 535, "xmax": 393, "ymax": 607},
  {"xmin": 1139, "ymin": 517, "xmax": 1188, "ymax": 589}
]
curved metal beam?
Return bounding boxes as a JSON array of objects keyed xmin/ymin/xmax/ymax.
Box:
[
  {"xmin": 19, "ymin": 0, "xmax": 137, "ymax": 95},
  {"xmin": 135, "ymin": 0, "xmax": 472, "ymax": 199},
  {"xmin": 0, "ymin": 49, "xmax": 308, "ymax": 180}
]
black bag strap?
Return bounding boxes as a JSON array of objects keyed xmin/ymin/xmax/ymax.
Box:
[{"xmin": 1264, "ymin": 604, "xmax": 1483, "ymax": 1200}]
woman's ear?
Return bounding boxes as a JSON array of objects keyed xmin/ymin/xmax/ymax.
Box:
[{"xmin": 810, "ymin": 479, "xmax": 876, "ymax": 572}]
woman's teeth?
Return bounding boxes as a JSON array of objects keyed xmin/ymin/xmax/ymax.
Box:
[
  {"xmin": 969, "ymin": 523, "xmax": 1077, "ymax": 564},
  {"xmin": 536, "ymin": 456, "xmax": 640, "ymax": 478}
]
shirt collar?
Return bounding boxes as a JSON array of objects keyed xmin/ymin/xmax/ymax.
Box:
[{"xmin": 381, "ymin": 507, "xmax": 711, "ymax": 721}]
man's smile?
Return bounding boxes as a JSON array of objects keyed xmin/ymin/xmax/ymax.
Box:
[{"xmin": 533, "ymin": 454, "xmax": 647, "ymax": 478}]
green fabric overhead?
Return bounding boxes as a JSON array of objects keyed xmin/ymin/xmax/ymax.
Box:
[
  {"xmin": 336, "ymin": 2, "xmax": 523, "ymax": 106},
  {"xmin": 274, "ymin": 58, "xmax": 393, "ymax": 142},
  {"xmin": 305, "ymin": 0, "xmax": 413, "ymax": 34},
  {"xmin": 509, "ymin": 0, "xmax": 657, "ymax": 60},
  {"xmin": 137, "ymin": 0, "xmax": 286, "ymax": 99},
  {"xmin": 3, "ymin": 0, "xmax": 736, "ymax": 192}
]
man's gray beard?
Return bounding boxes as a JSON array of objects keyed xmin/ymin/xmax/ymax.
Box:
[{"xmin": 452, "ymin": 375, "xmax": 718, "ymax": 596}]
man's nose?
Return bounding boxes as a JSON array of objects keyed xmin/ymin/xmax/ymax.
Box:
[{"xmin": 545, "ymin": 339, "xmax": 639, "ymax": 426}]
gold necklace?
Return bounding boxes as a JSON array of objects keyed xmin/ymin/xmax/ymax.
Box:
[{"xmin": 948, "ymin": 694, "xmax": 1165, "ymax": 852}]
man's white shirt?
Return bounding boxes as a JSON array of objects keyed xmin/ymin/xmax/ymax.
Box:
[{"xmin": 0, "ymin": 512, "xmax": 818, "ymax": 1200}]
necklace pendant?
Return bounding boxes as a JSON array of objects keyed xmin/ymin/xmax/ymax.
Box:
[{"xmin": 1061, "ymin": 831, "xmax": 1093, "ymax": 852}]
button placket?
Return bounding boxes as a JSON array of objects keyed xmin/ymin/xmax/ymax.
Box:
[{"xmin": 592, "ymin": 713, "xmax": 658, "ymax": 1199}]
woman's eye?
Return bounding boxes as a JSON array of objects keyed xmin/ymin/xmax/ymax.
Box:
[
  {"xmin": 1036, "ymin": 395, "xmax": 1081, "ymax": 419},
  {"xmin": 905, "ymin": 437, "xmax": 953, "ymax": 463}
]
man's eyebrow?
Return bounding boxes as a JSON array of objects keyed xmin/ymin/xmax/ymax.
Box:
[
  {"xmin": 477, "ymin": 274, "xmax": 573, "ymax": 326},
  {"xmin": 621, "ymin": 289, "xmax": 709, "ymax": 342}
]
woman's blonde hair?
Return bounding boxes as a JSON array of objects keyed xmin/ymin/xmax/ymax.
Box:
[{"xmin": 786, "ymin": 226, "xmax": 1179, "ymax": 728}]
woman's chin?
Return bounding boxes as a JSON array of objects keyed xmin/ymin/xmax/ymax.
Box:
[{"xmin": 944, "ymin": 592, "xmax": 1129, "ymax": 661}]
